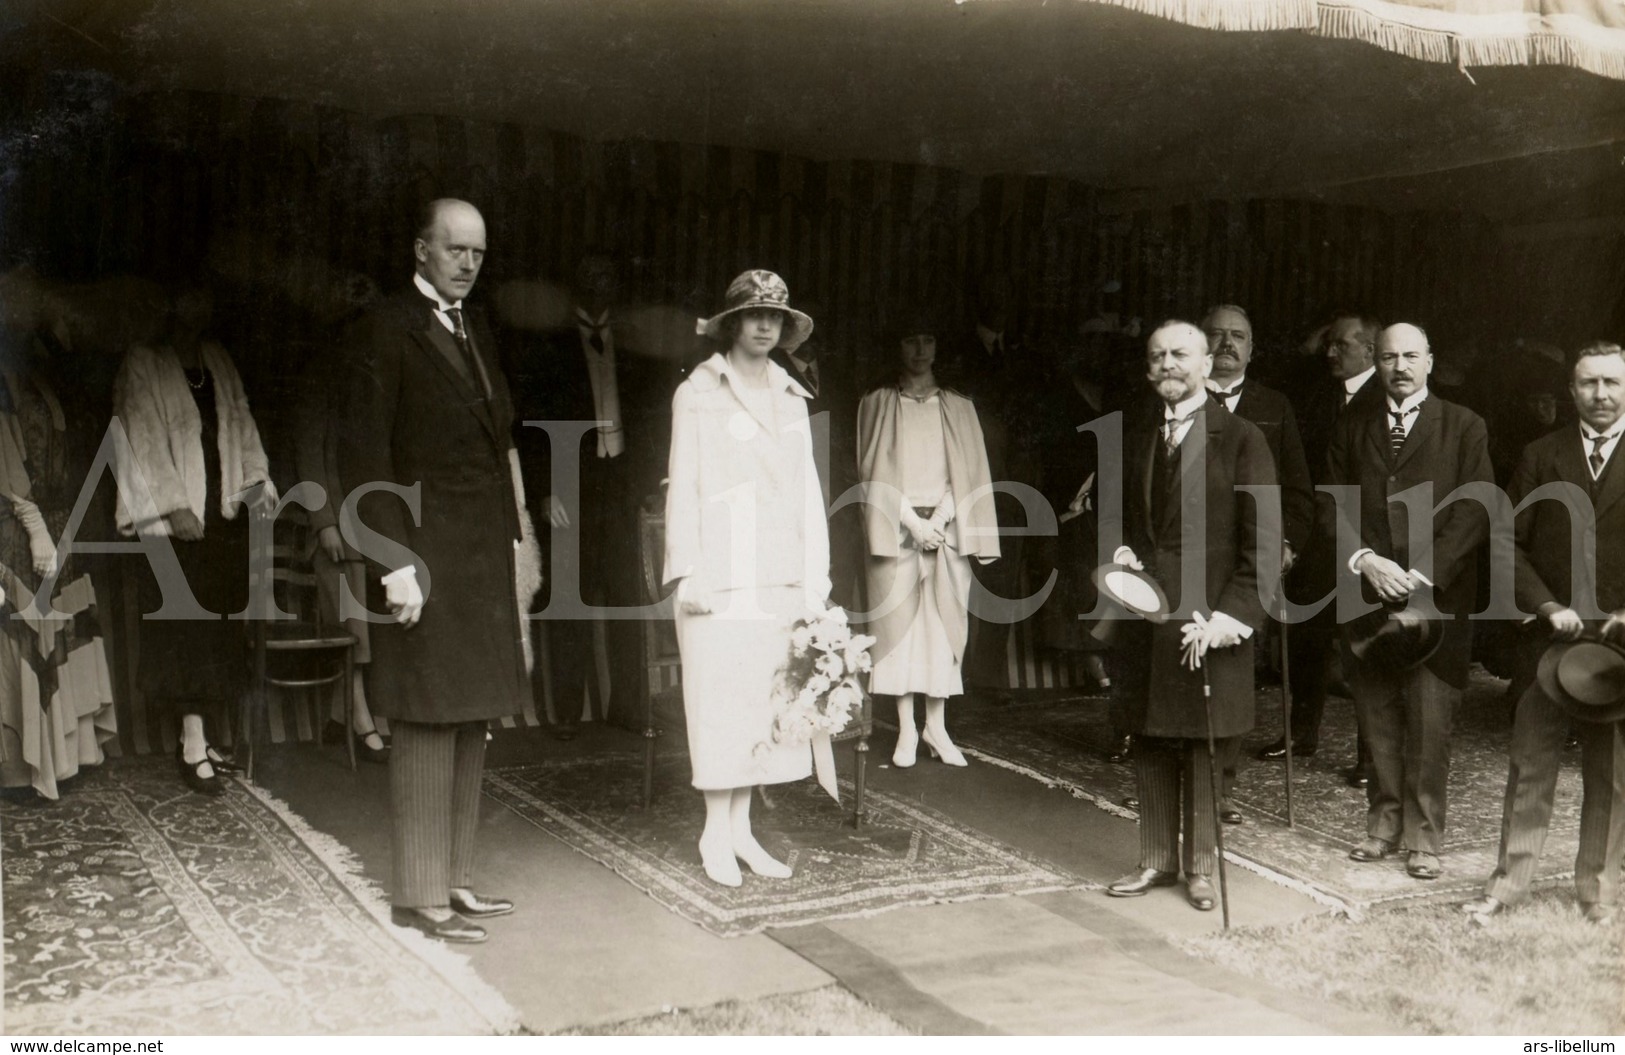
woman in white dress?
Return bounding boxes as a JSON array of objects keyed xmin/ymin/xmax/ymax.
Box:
[
  {"xmin": 857, "ymin": 314, "xmax": 998, "ymax": 769},
  {"xmin": 664, "ymin": 270, "xmax": 830, "ymax": 887}
]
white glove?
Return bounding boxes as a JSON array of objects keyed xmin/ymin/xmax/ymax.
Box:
[
  {"xmin": 900, "ymin": 504, "xmax": 944, "ymax": 552},
  {"xmin": 676, "ymin": 576, "xmax": 713, "ymax": 615},
  {"xmin": 1113, "ymin": 545, "xmax": 1144, "ymax": 572},
  {"xmin": 246, "ymin": 478, "xmax": 279, "ymax": 512},
  {"xmin": 382, "ymin": 566, "xmax": 425, "ymax": 627},
  {"xmin": 13, "ymin": 496, "xmax": 57, "ymax": 577}
]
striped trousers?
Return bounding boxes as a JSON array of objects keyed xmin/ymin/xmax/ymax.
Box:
[
  {"xmin": 1134, "ymin": 735, "xmax": 1232, "ymax": 877},
  {"xmin": 390, "ymin": 719, "xmax": 488, "ymax": 909},
  {"xmin": 1485, "ymin": 683, "xmax": 1625, "ymax": 908}
]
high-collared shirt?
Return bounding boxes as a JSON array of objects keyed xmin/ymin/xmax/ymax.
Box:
[
  {"xmin": 1385, "ymin": 386, "xmax": 1430, "ymax": 438},
  {"xmin": 412, "ymin": 272, "xmax": 462, "ymax": 334},
  {"xmin": 1343, "ymin": 365, "xmax": 1375, "ymax": 404},
  {"xmin": 575, "ymin": 307, "xmax": 624, "ymax": 458},
  {"xmin": 1206, "ymin": 376, "xmax": 1244, "ymax": 414},
  {"xmin": 1162, "ymin": 390, "xmax": 1207, "ymax": 448},
  {"xmin": 1581, "ymin": 421, "xmax": 1625, "ymax": 480}
]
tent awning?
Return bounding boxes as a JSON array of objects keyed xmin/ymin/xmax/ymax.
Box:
[{"xmin": 997, "ymin": 0, "xmax": 1625, "ymax": 80}]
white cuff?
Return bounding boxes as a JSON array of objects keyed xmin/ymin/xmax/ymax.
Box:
[
  {"xmin": 1114, "ymin": 545, "xmax": 1136, "ymax": 565},
  {"xmin": 1408, "ymin": 568, "xmax": 1434, "ymax": 587},
  {"xmin": 382, "ymin": 565, "xmax": 418, "ymax": 588},
  {"xmin": 1210, "ymin": 610, "xmax": 1254, "ymax": 640},
  {"xmin": 1348, "ymin": 547, "xmax": 1374, "ymax": 574}
]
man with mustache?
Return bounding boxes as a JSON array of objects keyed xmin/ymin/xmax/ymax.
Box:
[
  {"xmin": 1105, "ymin": 321, "xmax": 1279, "ymax": 911},
  {"xmin": 1200, "ymin": 304, "xmax": 1313, "ymax": 825},
  {"xmin": 1328, "ymin": 322, "xmax": 1492, "ymax": 881},
  {"xmin": 1462, "ymin": 341, "xmax": 1625, "ymax": 924}
]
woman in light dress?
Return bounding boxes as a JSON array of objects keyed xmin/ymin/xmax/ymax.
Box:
[
  {"xmin": 664, "ymin": 270, "xmax": 830, "ymax": 887},
  {"xmin": 857, "ymin": 312, "xmax": 998, "ymax": 769}
]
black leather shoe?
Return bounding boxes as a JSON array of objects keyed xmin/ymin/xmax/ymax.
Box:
[
  {"xmin": 551, "ymin": 722, "xmax": 580, "ymax": 742},
  {"xmin": 1348, "ymin": 837, "xmax": 1396, "ymax": 862},
  {"xmin": 1106, "ymin": 867, "xmax": 1178, "ymax": 897},
  {"xmin": 1107, "ymin": 735, "xmax": 1133, "ymax": 765},
  {"xmin": 1219, "ymin": 806, "xmax": 1244, "ymax": 825},
  {"xmin": 1406, "ymin": 851, "xmax": 1441, "ymax": 880},
  {"xmin": 176, "ymin": 745, "xmax": 224, "ymax": 796},
  {"xmin": 1343, "ymin": 767, "xmax": 1370, "ymax": 789},
  {"xmin": 391, "ymin": 908, "xmax": 487, "ymax": 944},
  {"xmin": 1186, "ymin": 875, "xmax": 1216, "ymax": 911},
  {"xmin": 356, "ymin": 732, "xmax": 390, "ymax": 765},
  {"xmin": 1257, "ymin": 738, "xmax": 1317, "ymax": 761},
  {"xmin": 1564, "ymin": 734, "xmax": 1581, "ymax": 751},
  {"xmin": 449, "ymin": 890, "xmax": 514, "ymax": 919}
]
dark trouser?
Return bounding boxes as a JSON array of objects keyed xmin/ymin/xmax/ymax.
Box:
[
  {"xmin": 390, "ymin": 719, "xmax": 487, "ymax": 908},
  {"xmin": 536, "ymin": 457, "xmax": 642, "ymax": 728},
  {"xmin": 1134, "ymin": 735, "xmax": 1234, "ymax": 877},
  {"xmin": 1285, "ymin": 622, "xmax": 1333, "ymax": 744},
  {"xmin": 1486, "ymin": 684, "xmax": 1625, "ymax": 907},
  {"xmin": 1346, "ymin": 642, "xmax": 1457, "ymax": 854}
]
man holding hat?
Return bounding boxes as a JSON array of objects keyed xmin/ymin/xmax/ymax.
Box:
[
  {"xmin": 1463, "ymin": 340, "xmax": 1625, "ymax": 924},
  {"xmin": 1328, "ymin": 322, "xmax": 1493, "ymax": 881}
]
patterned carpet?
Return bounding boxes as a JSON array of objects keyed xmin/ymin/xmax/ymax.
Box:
[
  {"xmin": 946, "ymin": 668, "xmax": 1582, "ymax": 914},
  {"xmin": 2, "ymin": 760, "xmax": 518, "ymax": 1035},
  {"xmin": 484, "ymin": 754, "xmax": 1087, "ymax": 937}
]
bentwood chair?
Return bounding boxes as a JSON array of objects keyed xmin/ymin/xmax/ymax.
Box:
[
  {"xmin": 238, "ymin": 506, "xmax": 358, "ymax": 779},
  {"xmin": 636, "ymin": 506, "xmax": 871, "ymax": 827}
]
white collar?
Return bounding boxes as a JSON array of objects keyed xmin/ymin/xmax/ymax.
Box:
[
  {"xmin": 1344, "ymin": 365, "xmax": 1375, "ymax": 396},
  {"xmin": 412, "ymin": 272, "xmax": 461, "ymax": 312},
  {"xmin": 692, "ymin": 351, "xmax": 810, "ymax": 400},
  {"xmin": 1164, "ymin": 390, "xmax": 1208, "ymax": 421},
  {"xmin": 1386, "ymin": 387, "xmax": 1429, "ymax": 416},
  {"xmin": 576, "ymin": 307, "xmax": 610, "ymax": 328},
  {"xmin": 1581, "ymin": 420, "xmax": 1625, "ymax": 442},
  {"xmin": 1206, "ymin": 375, "xmax": 1245, "ymax": 397}
]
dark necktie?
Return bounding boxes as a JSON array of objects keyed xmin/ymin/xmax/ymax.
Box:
[
  {"xmin": 1389, "ymin": 410, "xmax": 1408, "ymax": 457},
  {"xmin": 1163, "ymin": 414, "xmax": 1192, "ymax": 458},
  {"xmin": 1590, "ymin": 433, "xmax": 1611, "ymax": 479},
  {"xmin": 586, "ymin": 325, "xmax": 606, "ymax": 355},
  {"xmin": 443, "ymin": 306, "xmax": 491, "ymax": 400}
]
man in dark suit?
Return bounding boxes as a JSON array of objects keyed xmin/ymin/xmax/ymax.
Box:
[
  {"xmin": 1261, "ymin": 312, "xmax": 1384, "ymax": 789},
  {"xmin": 1200, "ymin": 305, "xmax": 1313, "ymax": 824},
  {"xmin": 338, "ymin": 198, "xmax": 523, "ymax": 943},
  {"xmin": 1462, "ymin": 341, "xmax": 1625, "ymax": 924},
  {"xmin": 506, "ymin": 252, "xmax": 664, "ymax": 736},
  {"xmin": 1329, "ymin": 322, "xmax": 1493, "ymax": 881},
  {"xmin": 1105, "ymin": 321, "xmax": 1280, "ymax": 911}
]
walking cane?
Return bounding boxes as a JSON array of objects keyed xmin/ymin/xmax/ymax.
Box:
[
  {"xmin": 1280, "ymin": 621, "xmax": 1296, "ymax": 829},
  {"xmin": 1199, "ymin": 662, "xmax": 1232, "ymax": 930}
]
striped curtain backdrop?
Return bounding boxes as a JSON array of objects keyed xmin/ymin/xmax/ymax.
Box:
[{"xmin": 0, "ymin": 87, "xmax": 1549, "ymax": 754}]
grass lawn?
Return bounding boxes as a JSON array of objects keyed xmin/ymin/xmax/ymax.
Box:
[
  {"xmin": 1180, "ymin": 887, "xmax": 1625, "ymax": 1035},
  {"xmin": 559, "ymin": 985, "xmax": 914, "ymax": 1036}
]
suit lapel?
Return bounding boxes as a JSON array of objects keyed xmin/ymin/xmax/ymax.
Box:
[
  {"xmin": 1365, "ymin": 402, "xmax": 1393, "ymax": 470},
  {"xmin": 403, "ymin": 297, "xmax": 501, "ymax": 445},
  {"xmin": 1594, "ymin": 438, "xmax": 1625, "ymax": 520},
  {"xmin": 1556, "ymin": 428, "xmax": 1592, "ymax": 490}
]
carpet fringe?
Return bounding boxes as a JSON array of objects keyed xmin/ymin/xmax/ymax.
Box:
[{"xmin": 237, "ymin": 779, "xmax": 523, "ymax": 1034}]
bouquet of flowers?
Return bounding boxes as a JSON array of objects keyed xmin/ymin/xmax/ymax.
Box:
[{"xmin": 757, "ymin": 607, "xmax": 876, "ymax": 800}]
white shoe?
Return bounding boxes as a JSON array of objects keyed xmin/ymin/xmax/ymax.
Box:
[
  {"xmin": 921, "ymin": 726, "xmax": 968, "ymax": 767},
  {"xmin": 734, "ymin": 838, "xmax": 792, "ymax": 879},
  {"xmin": 698, "ymin": 832, "xmax": 742, "ymax": 887},
  {"xmin": 892, "ymin": 726, "xmax": 919, "ymax": 768}
]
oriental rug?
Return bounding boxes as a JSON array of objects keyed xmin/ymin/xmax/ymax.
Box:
[
  {"xmin": 943, "ymin": 669, "xmax": 1582, "ymax": 915},
  {"xmin": 1, "ymin": 759, "xmax": 518, "ymax": 1035},
  {"xmin": 483, "ymin": 755, "xmax": 1088, "ymax": 938}
]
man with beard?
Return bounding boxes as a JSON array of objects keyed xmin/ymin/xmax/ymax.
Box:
[
  {"xmin": 1200, "ymin": 305, "xmax": 1313, "ymax": 824},
  {"xmin": 1105, "ymin": 321, "xmax": 1279, "ymax": 911}
]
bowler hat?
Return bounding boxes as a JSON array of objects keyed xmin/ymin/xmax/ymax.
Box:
[
  {"xmin": 1536, "ymin": 640, "xmax": 1625, "ymax": 724},
  {"xmin": 696, "ymin": 270, "xmax": 813, "ymax": 351},
  {"xmin": 1346, "ymin": 604, "xmax": 1443, "ymax": 673}
]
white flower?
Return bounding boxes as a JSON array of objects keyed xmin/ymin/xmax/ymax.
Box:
[
  {"xmin": 825, "ymin": 607, "xmax": 849, "ymax": 626},
  {"xmin": 827, "ymin": 683, "xmax": 859, "ymax": 715},
  {"xmin": 790, "ymin": 624, "xmax": 815, "ymax": 651},
  {"xmin": 806, "ymin": 674, "xmax": 832, "ymax": 697},
  {"xmin": 814, "ymin": 652, "xmax": 844, "ymax": 678}
]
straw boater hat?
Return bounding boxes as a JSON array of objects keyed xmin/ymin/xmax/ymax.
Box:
[
  {"xmin": 1536, "ymin": 639, "xmax": 1625, "ymax": 725},
  {"xmin": 696, "ymin": 270, "xmax": 814, "ymax": 352}
]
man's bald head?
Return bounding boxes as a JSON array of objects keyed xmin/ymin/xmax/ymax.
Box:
[
  {"xmin": 414, "ymin": 199, "xmax": 486, "ymax": 303},
  {"xmin": 1375, "ymin": 322, "xmax": 1432, "ymax": 401}
]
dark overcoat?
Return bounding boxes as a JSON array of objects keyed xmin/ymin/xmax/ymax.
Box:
[
  {"xmin": 1120, "ymin": 399, "xmax": 1279, "ymax": 739},
  {"xmin": 336, "ymin": 289, "xmax": 527, "ymax": 724},
  {"xmin": 1509, "ymin": 425, "xmax": 1625, "ymax": 617}
]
